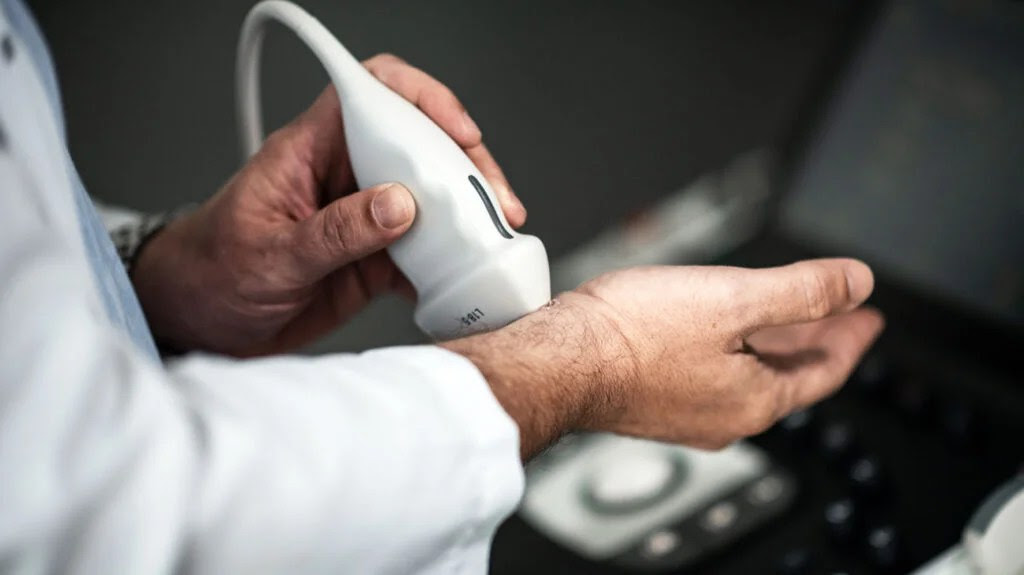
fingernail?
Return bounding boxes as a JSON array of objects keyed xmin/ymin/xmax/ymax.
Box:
[
  {"xmin": 462, "ymin": 111, "xmax": 480, "ymax": 137},
  {"xmin": 372, "ymin": 184, "xmax": 415, "ymax": 229},
  {"xmin": 844, "ymin": 260, "xmax": 874, "ymax": 307}
]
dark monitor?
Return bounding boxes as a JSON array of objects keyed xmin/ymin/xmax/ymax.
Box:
[{"xmin": 779, "ymin": 0, "xmax": 1024, "ymax": 328}]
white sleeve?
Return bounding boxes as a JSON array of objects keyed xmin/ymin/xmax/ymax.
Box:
[{"xmin": 0, "ymin": 153, "xmax": 524, "ymax": 574}]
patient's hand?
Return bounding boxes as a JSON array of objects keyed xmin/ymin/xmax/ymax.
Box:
[
  {"xmin": 132, "ymin": 54, "xmax": 524, "ymax": 356},
  {"xmin": 444, "ymin": 259, "xmax": 884, "ymax": 457}
]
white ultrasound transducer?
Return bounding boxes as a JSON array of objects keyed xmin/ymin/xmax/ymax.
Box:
[{"xmin": 237, "ymin": 0, "xmax": 551, "ymax": 340}]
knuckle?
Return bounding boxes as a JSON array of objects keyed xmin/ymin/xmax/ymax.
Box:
[
  {"xmin": 261, "ymin": 126, "xmax": 292, "ymax": 153},
  {"xmin": 439, "ymin": 84, "xmax": 460, "ymax": 103},
  {"xmin": 800, "ymin": 268, "xmax": 834, "ymax": 320},
  {"xmin": 423, "ymin": 82, "xmax": 461, "ymax": 109},
  {"xmin": 364, "ymin": 54, "xmax": 410, "ymax": 85},
  {"xmin": 715, "ymin": 270, "xmax": 758, "ymax": 328},
  {"xmin": 369, "ymin": 52, "xmax": 407, "ymax": 67},
  {"xmin": 321, "ymin": 205, "xmax": 356, "ymax": 255},
  {"xmin": 716, "ymin": 279, "xmax": 743, "ymax": 310}
]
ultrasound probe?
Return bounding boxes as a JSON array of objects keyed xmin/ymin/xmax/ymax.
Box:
[{"xmin": 237, "ymin": 0, "xmax": 551, "ymax": 340}]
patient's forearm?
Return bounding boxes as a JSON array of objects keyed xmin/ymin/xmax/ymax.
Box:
[{"xmin": 441, "ymin": 295, "xmax": 619, "ymax": 459}]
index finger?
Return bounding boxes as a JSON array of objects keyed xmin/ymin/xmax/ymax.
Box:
[
  {"xmin": 363, "ymin": 53, "xmax": 526, "ymax": 227},
  {"xmin": 765, "ymin": 308, "xmax": 885, "ymax": 413},
  {"xmin": 465, "ymin": 143, "xmax": 526, "ymax": 228},
  {"xmin": 363, "ymin": 53, "xmax": 481, "ymax": 147}
]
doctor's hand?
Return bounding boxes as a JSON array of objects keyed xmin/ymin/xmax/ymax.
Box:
[
  {"xmin": 132, "ymin": 54, "xmax": 524, "ymax": 356},
  {"xmin": 444, "ymin": 259, "xmax": 885, "ymax": 458}
]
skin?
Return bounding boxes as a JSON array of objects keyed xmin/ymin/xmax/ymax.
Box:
[
  {"xmin": 443, "ymin": 262, "xmax": 883, "ymax": 458},
  {"xmin": 134, "ymin": 54, "xmax": 884, "ymax": 460}
]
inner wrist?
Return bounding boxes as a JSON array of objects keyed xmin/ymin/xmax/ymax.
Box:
[
  {"xmin": 544, "ymin": 293, "xmax": 631, "ymax": 431},
  {"xmin": 441, "ymin": 294, "xmax": 610, "ymax": 457}
]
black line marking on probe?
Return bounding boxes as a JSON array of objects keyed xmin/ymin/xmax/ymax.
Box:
[{"xmin": 468, "ymin": 174, "xmax": 513, "ymax": 239}]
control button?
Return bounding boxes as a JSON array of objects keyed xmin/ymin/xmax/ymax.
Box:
[
  {"xmin": 583, "ymin": 451, "xmax": 683, "ymax": 514},
  {"xmin": 617, "ymin": 527, "xmax": 701, "ymax": 570},
  {"xmin": 866, "ymin": 525, "xmax": 900, "ymax": 570},
  {"xmin": 819, "ymin": 422, "xmax": 858, "ymax": 464},
  {"xmin": 778, "ymin": 408, "xmax": 815, "ymax": 441},
  {"xmin": 776, "ymin": 548, "xmax": 813, "ymax": 575},
  {"xmin": 699, "ymin": 501, "xmax": 739, "ymax": 534},
  {"xmin": 849, "ymin": 456, "xmax": 885, "ymax": 500},
  {"xmin": 824, "ymin": 497, "xmax": 858, "ymax": 544},
  {"xmin": 747, "ymin": 474, "xmax": 786, "ymax": 506},
  {"xmin": 852, "ymin": 351, "xmax": 890, "ymax": 394},
  {"xmin": 639, "ymin": 529, "xmax": 682, "ymax": 559}
]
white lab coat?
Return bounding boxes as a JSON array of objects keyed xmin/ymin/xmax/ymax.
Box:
[{"xmin": 0, "ymin": 5, "xmax": 524, "ymax": 574}]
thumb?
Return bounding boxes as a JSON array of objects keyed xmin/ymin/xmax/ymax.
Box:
[
  {"xmin": 293, "ymin": 183, "xmax": 416, "ymax": 279},
  {"xmin": 737, "ymin": 258, "xmax": 874, "ymax": 333}
]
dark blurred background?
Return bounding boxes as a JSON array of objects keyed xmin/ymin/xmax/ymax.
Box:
[
  {"xmin": 31, "ymin": 0, "xmax": 840, "ymax": 232},
  {"xmin": 28, "ymin": 1, "xmax": 1024, "ymax": 573},
  {"xmin": 29, "ymin": 0, "xmax": 853, "ymax": 350}
]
